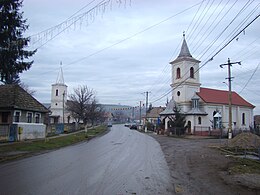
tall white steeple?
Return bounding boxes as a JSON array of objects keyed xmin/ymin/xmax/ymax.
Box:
[
  {"xmin": 50, "ymin": 62, "xmax": 68, "ymax": 123},
  {"xmin": 56, "ymin": 62, "xmax": 65, "ymax": 84},
  {"xmin": 170, "ymin": 34, "xmax": 201, "ymax": 111}
]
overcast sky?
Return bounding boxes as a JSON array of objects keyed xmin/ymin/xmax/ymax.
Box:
[{"xmin": 20, "ymin": 0, "xmax": 260, "ymax": 114}]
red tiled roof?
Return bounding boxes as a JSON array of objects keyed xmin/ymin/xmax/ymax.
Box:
[{"xmin": 197, "ymin": 87, "xmax": 255, "ymax": 108}]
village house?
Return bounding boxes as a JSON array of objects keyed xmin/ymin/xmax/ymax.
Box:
[
  {"xmin": 144, "ymin": 107, "xmax": 165, "ymax": 130},
  {"xmin": 0, "ymin": 84, "xmax": 48, "ymax": 141},
  {"xmin": 160, "ymin": 35, "xmax": 255, "ymax": 136}
]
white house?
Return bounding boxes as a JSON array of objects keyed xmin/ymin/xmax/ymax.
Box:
[{"xmin": 160, "ymin": 35, "xmax": 255, "ymax": 135}]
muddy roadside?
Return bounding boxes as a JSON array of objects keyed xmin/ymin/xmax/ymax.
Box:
[{"xmin": 150, "ymin": 134, "xmax": 260, "ymax": 195}]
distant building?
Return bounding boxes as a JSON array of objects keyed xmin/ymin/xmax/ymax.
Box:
[
  {"xmin": 160, "ymin": 35, "xmax": 255, "ymax": 135},
  {"xmin": 145, "ymin": 107, "xmax": 165, "ymax": 126}
]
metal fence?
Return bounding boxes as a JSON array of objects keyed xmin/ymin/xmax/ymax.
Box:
[{"xmin": 194, "ymin": 126, "xmax": 212, "ymax": 136}]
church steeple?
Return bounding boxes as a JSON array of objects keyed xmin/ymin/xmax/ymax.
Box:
[
  {"xmin": 170, "ymin": 33, "xmax": 200, "ymax": 64},
  {"xmin": 178, "ymin": 33, "xmax": 192, "ymax": 58},
  {"xmin": 56, "ymin": 62, "xmax": 65, "ymax": 84}
]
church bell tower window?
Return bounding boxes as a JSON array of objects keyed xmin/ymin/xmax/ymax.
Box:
[
  {"xmin": 56, "ymin": 89, "xmax": 58, "ymax": 96},
  {"xmin": 190, "ymin": 67, "xmax": 194, "ymax": 78},
  {"xmin": 176, "ymin": 68, "xmax": 181, "ymax": 79}
]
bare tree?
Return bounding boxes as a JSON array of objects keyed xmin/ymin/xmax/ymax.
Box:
[
  {"xmin": 66, "ymin": 85, "xmax": 93, "ymax": 125},
  {"xmin": 86, "ymin": 99, "xmax": 105, "ymax": 126},
  {"xmin": 19, "ymin": 82, "xmax": 36, "ymax": 96}
]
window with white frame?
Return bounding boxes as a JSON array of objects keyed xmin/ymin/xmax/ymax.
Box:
[
  {"xmin": 35, "ymin": 113, "xmax": 41, "ymax": 123},
  {"xmin": 14, "ymin": 110, "xmax": 21, "ymax": 122},
  {"xmin": 27, "ymin": 112, "xmax": 33, "ymax": 123}
]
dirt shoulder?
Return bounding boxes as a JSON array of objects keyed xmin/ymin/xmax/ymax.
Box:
[{"xmin": 150, "ymin": 134, "xmax": 260, "ymax": 195}]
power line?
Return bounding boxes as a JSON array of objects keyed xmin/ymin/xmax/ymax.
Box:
[
  {"xmin": 186, "ymin": 0, "xmax": 211, "ymax": 41},
  {"xmin": 191, "ymin": 0, "xmax": 236, "ymax": 54},
  {"xmin": 204, "ymin": 1, "xmax": 260, "ymax": 61},
  {"xmin": 24, "ymin": 1, "xmax": 203, "ymax": 79},
  {"xmin": 188, "ymin": 0, "xmax": 216, "ymax": 45},
  {"xmin": 29, "ymin": 0, "xmax": 98, "ymax": 39},
  {"xmin": 186, "ymin": 0, "xmax": 206, "ymax": 34},
  {"xmin": 238, "ymin": 63, "xmax": 259, "ymax": 94},
  {"xmin": 190, "ymin": 0, "xmax": 225, "ymax": 51}
]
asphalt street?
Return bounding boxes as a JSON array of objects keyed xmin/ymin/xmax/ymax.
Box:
[{"xmin": 0, "ymin": 124, "xmax": 173, "ymax": 195}]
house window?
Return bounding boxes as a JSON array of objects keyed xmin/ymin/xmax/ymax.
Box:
[
  {"xmin": 56, "ymin": 89, "xmax": 58, "ymax": 96},
  {"xmin": 14, "ymin": 111, "xmax": 21, "ymax": 122},
  {"xmin": 242, "ymin": 113, "xmax": 245, "ymax": 125},
  {"xmin": 177, "ymin": 91, "xmax": 180, "ymax": 96},
  {"xmin": 190, "ymin": 67, "xmax": 194, "ymax": 78},
  {"xmin": 198, "ymin": 117, "xmax": 201, "ymax": 125},
  {"xmin": 35, "ymin": 113, "xmax": 41, "ymax": 123},
  {"xmin": 176, "ymin": 68, "xmax": 181, "ymax": 79},
  {"xmin": 2, "ymin": 112, "xmax": 9, "ymax": 123},
  {"xmin": 27, "ymin": 112, "xmax": 33, "ymax": 123}
]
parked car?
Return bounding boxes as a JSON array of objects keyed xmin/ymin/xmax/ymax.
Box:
[
  {"xmin": 124, "ymin": 123, "xmax": 130, "ymax": 127},
  {"xmin": 129, "ymin": 124, "xmax": 137, "ymax": 130},
  {"xmin": 107, "ymin": 122, "xmax": 112, "ymax": 127}
]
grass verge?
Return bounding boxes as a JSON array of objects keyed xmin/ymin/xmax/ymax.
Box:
[
  {"xmin": 218, "ymin": 147, "xmax": 260, "ymax": 174},
  {"xmin": 228, "ymin": 157, "xmax": 260, "ymax": 174},
  {"xmin": 0, "ymin": 125, "xmax": 107, "ymax": 163}
]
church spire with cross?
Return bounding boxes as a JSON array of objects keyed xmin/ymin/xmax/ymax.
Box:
[
  {"xmin": 178, "ymin": 31, "xmax": 192, "ymax": 58},
  {"xmin": 56, "ymin": 61, "xmax": 65, "ymax": 84}
]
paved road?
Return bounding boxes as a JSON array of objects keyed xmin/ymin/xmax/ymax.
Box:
[{"xmin": 0, "ymin": 125, "xmax": 173, "ymax": 195}]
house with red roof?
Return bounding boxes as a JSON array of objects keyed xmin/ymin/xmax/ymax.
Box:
[{"xmin": 160, "ymin": 34, "xmax": 254, "ymax": 135}]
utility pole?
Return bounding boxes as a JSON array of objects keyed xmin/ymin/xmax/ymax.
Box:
[
  {"xmin": 220, "ymin": 58, "xmax": 241, "ymax": 139},
  {"xmin": 143, "ymin": 91, "xmax": 151, "ymax": 132},
  {"xmin": 62, "ymin": 91, "xmax": 65, "ymax": 125},
  {"xmin": 139, "ymin": 101, "xmax": 142, "ymax": 129},
  {"xmin": 142, "ymin": 91, "xmax": 151, "ymax": 117}
]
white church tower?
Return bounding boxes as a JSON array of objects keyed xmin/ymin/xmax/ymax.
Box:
[
  {"xmin": 50, "ymin": 65, "xmax": 67, "ymax": 124},
  {"xmin": 170, "ymin": 33, "xmax": 201, "ymax": 112}
]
